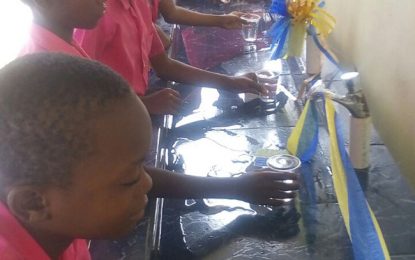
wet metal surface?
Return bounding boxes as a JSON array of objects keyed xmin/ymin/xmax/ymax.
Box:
[
  {"xmin": 156, "ymin": 92, "xmax": 415, "ymax": 259},
  {"xmin": 89, "ymin": 1, "xmax": 415, "ymax": 259}
]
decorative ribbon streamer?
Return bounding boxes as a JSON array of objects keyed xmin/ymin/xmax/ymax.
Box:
[
  {"xmin": 268, "ymin": 0, "xmax": 337, "ymax": 66},
  {"xmin": 307, "ymin": 26, "xmax": 340, "ymax": 68},
  {"xmin": 287, "ymin": 95, "xmax": 390, "ymax": 260},
  {"xmin": 287, "ymin": 98, "xmax": 319, "ymax": 161}
]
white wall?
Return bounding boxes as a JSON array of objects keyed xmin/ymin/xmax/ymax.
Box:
[
  {"xmin": 0, "ymin": 1, "xmax": 32, "ymax": 68},
  {"xmin": 326, "ymin": 0, "xmax": 415, "ymax": 187}
]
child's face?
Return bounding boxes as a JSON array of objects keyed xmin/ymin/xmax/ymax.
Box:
[
  {"xmin": 47, "ymin": 0, "xmax": 107, "ymax": 29},
  {"xmin": 40, "ymin": 96, "xmax": 153, "ymax": 239}
]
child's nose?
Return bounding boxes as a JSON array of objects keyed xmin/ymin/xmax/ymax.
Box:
[{"xmin": 141, "ymin": 171, "xmax": 153, "ymax": 194}]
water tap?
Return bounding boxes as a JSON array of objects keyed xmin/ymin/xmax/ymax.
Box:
[
  {"xmin": 331, "ymin": 89, "xmax": 370, "ymax": 118},
  {"xmin": 331, "ymin": 72, "xmax": 370, "ymax": 118}
]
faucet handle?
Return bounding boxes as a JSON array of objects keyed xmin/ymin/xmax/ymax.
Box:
[{"xmin": 331, "ymin": 90, "xmax": 370, "ymax": 118}]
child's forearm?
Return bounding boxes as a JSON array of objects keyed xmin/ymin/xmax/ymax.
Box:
[
  {"xmin": 154, "ymin": 24, "xmax": 171, "ymax": 50},
  {"xmin": 167, "ymin": 7, "xmax": 223, "ymax": 27},
  {"xmin": 160, "ymin": 0, "xmax": 223, "ymax": 27},
  {"xmin": 146, "ymin": 166, "xmax": 240, "ymax": 199},
  {"xmin": 150, "ymin": 53, "xmax": 233, "ymax": 91},
  {"xmin": 146, "ymin": 166, "xmax": 299, "ymax": 205}
]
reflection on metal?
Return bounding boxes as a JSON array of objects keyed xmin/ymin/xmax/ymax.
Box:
[
  {"xmin": 340, "ymin": 71, "xmax": 359, "ymax": 81},
  {"xmin": 331, "ymin": 89, "xmax": 370, "ymax": 119},
  {"xmin": 144, "ymin": 117, "xmax": 168, "ymax": 260},
  {"xmin": 304, "ymin": 76, "xmax": 370, "ymax": 119},
  {"xmin": 332, "ymin": 71, "xmax": 370, "ymax": 118},
  {"xmin": 168, "ymin": 98, "xmax": 280, "ymax": 144},
  {"xmin": 297, "ymin": 73, "xmax": 320, "ymax": 101},
  {"xmin": 145, "ymin": 24, "xmax": 179, "ymax": 260}
]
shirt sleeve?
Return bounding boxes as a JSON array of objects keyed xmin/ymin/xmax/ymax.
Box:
[
  {"xmin": 74, "ymin": 15, "xmax": 117, "ymax": 60},
  {"xmin": 61, "ymin": 239, "xmax": 91, "ymax": 260},
  {"xmin": 149, "ymin": 23, "xmax": 165, "ymax": 58},
  {"xmin": 151, "ymin": 0, "xmax": 160, "ymax": 22}
]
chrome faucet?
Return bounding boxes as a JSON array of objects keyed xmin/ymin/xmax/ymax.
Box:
[
  {"xmin": 331, "ymin": 88, "xmax": 370, "ymax": 118},
  {"xmin": 320, "ymin": 71, "xmax": 372, "ymax": 173},
  {"xmin": 330, "ymin": 72, "xmax": 370, "ymax": 118}
]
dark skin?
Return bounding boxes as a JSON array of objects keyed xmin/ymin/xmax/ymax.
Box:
[
  {"xmin": 26, "ymin": 0, "xmax": 106, "ymax": 42},
  {"xmin": 3, "ymin": 94, "xmax": 298, "ymax": 259},
  {"xmin": 23, "ymin": 0, "xmax": 299, "ymax": 202},
  {"xmin": 141, "ymin": 87, "xmax": 182, "ymax": 115},
  {"xmin": 26, "ymin": 0, "xmax": 270, "ymax": 115},
  {"xmin": 159, "ymin": 0, "xmax": 245, "ymax": 29},
  {"xmin": 4, "ymin": 96, "xmax": 153, "ymax": 259},
  {"xmin": 148, "ymin": 167, "xmax": 299, "ymax": 205}
]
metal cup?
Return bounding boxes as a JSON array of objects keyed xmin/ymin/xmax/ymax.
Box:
[
  {"xmin": 266, "ymin": 154, "xmax": 301, "ymax": 174},
  {"xmin": 266, "ymin": 154, "xmax": 301, "ymax": 207}
]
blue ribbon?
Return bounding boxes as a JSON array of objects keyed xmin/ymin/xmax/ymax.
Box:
[
  {"xmin": 269, "ymin": 18, "xmax": 291, "ymax": 60},
  {"xmin": 308, "ymin": 26, "xmax": 340, "ymax": 69},
  {"xmin": 333, "ymin": 112, "xmax": 385, "ymax": 260},
  {"xmin": 315, "ymin": 96, "xmax": 386, "ymax": 260},
  {"xmin": 267, "ymin": 0, "xmax": 339, "ymax": 65},
  {"xmin": 296, "ymin": 99, "xmax": 319, "ymax": 162},
  {"xmin": 269, "ymin": 0, "xmax": 290, "ymax": 17}
]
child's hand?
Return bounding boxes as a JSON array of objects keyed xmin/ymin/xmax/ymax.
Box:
[
  {"xmin": 155, "ymin": 24, "xmax": 171, "ymax": 50},
  {"xmin": 235, "ymin": 169, "xmax": 300, "ymax": 206},
  {"xmin": 141, "ymin": 88, "xmax": 182, "ymax": 115},
  {"xmin": 220, "ymin": 11, "xmax": 246, "ymax": 29},
  {"xmin": 228, "ymin": 73, "xmax": 267, "ymax": 95}
]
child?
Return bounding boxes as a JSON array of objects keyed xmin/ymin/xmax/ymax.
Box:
[
  {"xmin": 153, "ymin": 0, "xmax": 246, "ymax": 49},
  {"xmin": 74, "ymin": 0, "xmax": 266, "ymax": 115},
  {"xmin": 0, "ymin": 53, "xmax": 298, "ymax": 258},
  {"xmin": 18, "ymin": 1, "xmax": 298, "ymax": 203},
  {"xmin": 0, "ymin": 53, "xmax": 153, "ymax": 259},
  {"xmin": 19, "ymin": 0, "xmax": 106, "ymax": 57},
  {"xmin": 19, "ymin": 0, "xmax": 183, "ymax": 114}
]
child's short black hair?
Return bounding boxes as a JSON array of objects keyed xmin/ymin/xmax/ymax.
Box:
[{"xmin": 0, "ymin": 53, "xmax": 133, "ymax": 190}]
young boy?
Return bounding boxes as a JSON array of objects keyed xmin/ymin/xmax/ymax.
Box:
[
  {"xmin": 74, "ymin": 0, "xmax": 266, "ymax": 115},
  {"xmin": 19, "ymin": 0, "xmax": 106, "ymax": 57},
  {"xmin": 0, "ymin": 53, "xmax": 153, "ymax": 259},
  {"xmin": 0, "ymin": 53, "xmax": 298, "ymax": 257},
  {"xmin": 18, "ymin": 0, "xmax": 298, "ymax": 204}
]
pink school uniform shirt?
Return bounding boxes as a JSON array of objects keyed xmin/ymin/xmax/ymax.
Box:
[
  {"xmin": 20, "ymin": 23, "xmax": 89, "ymax": 58},
  {"xmin": 150, "ymin": 0, "xmax": 160, "ymax": 22},
  {"xmin": 74, "ymin": 0, "xmax": 165, "ymax": 96},
  {"xmin": 0, "ymin": 201, "xmax": 91, "ymax": 260}
]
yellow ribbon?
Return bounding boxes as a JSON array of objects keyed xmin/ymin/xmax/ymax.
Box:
[
  {"xmin": 285, "ymin": 0, "xmax": 336, "ymax": 56},
  {"xmin": 287, "ymin": 94, "xmax": 390, "ymax": 259},
  {"xmin": 287, "ymin": 0, "xmax": 336, "ymax": 36},
  {"xmin": 325, "ymin": 96, "xmax": 390, "ymax": 259}
]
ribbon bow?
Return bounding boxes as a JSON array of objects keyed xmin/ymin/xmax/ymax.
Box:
[{"xmin": 268, "ymin": 0, "xmax": 337, "ymax": 63}]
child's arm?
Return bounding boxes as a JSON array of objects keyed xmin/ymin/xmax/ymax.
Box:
[
  {"xmin": 154, "ymin": 24, "xmax": 172, "ymax": 50},
  {"xmin": 146, "ymin": 167, "xmax": 299, "ymax": 205},
  {"xmin": 159, "ymin": 0, "xmax": 245, "ymax": 29},
  {"xmin": 140, "ymin": 88, "xmax": 182, "ymax": 115},
  {"xmin": 150, "ymin": 52, "xmax": 266, "ymax": 94}
]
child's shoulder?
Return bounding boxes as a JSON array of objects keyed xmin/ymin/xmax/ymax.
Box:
[{"xmin": 0, "ymin": 239, "xmax": 23, "ymax": 259}]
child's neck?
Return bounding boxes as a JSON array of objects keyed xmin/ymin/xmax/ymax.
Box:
[
  {"xmin": 24, "ymin": 223, "xmax": 74, "ymax": 260},
  {"xmin": 33, "ymin": 16, "xmax": 74, "ymax": 44}
]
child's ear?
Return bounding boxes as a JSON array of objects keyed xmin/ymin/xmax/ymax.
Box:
[{"xmin": 6, "ymin": 186, "xmax": 50, "ymax": 223}]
